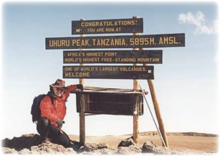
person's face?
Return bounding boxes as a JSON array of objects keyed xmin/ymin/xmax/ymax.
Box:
[{"xmin": 53, "ymin": 87, "xmax": 65, "ymax": 97}]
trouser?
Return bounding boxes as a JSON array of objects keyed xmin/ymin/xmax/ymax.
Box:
[{"xmin": 36, "ymin": 117, "xmax": 70, "ymax": 147}]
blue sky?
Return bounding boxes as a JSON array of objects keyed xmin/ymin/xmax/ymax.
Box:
[{"xmin": 1, "ymin": 2, "xmax": 219, "ymax": 139}]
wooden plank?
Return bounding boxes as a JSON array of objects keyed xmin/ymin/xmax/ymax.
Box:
[
  {"xmin": 72, "ymin": 18, "xmax": 143, "ymax": 34},
  {"xmin": 79, "ymin": 18, "xmax": 85, "ymax": 86},
  {"xmin": 79, "ymin": 94, "xmax": 86, "ymax": 144},
  {"xmin": 45, "ymin": 33, "xmax": 185, "ymax": 49},
  {"xmin": 133, "ymin": 16, "xmax": 139, "ymax": 144},
  {"xmin": 63, "ymin": 50, "xmax": 162, "ymax": 64},
  {"xmin": 63, "ymin": 66, "xmax": 154, "ymax": 79},
  {"xmin": 79, "ymin": 19, "xmax": 85, "ymax": 145},
  {"xmin": 147, "ymin": 78, "xmax": 169, "ymax": 147},
  {"xmin": 83, "ymin": 86, "xmax": 136, "ymax": 92},
  {"xmin": 71, "ymin": 86, "xmax": 143, "ymax": 94}
]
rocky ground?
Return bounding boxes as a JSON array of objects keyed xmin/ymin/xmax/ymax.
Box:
[{"xmin": 1, "ymin": 132, "xmax": 218, "ymax": 154}]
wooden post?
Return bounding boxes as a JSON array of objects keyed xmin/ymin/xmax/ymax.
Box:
[
  {"xmin": 79, "ymin": 19, "xmax": 85, "ymax": 85},
  {"xmin": 146, "ymin": 76, "xmax": 169, "ymax": 147},
  {"xmin": 79, "ymin": 18, "xmax": 85, "ymax": 145},
  {"xmin": 133, "ymin": 16, "xmax": 139, "ymax": 144},
  {"xmin": 79, "ymin": 94, "xmax": 86, "ymax": 144}
]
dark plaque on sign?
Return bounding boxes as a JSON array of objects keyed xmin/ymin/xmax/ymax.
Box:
[
  {"xmin": 63, "ymin": 50, "xmax": 162, "ymax": 64},
  {"xmin": 72, "ymin": 18, "xmax": 143, "ymax": 34},
  {"xmin": 63, "ymin": 66, "xmax": 154, "ymax": 79},
  {"xmin": 46, "ymin": 33, "xmax": 185, "ymax": 49},
  {"xmin": 75, "ymin": 91, "xmax": 143, "ymax": 116}
]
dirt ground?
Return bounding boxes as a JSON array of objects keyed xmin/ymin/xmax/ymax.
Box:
[
  {"xmin": 0, "ymin": 132, "xmax": 220, "ymax": 154},
  {"xmin": 69, "ymin": 133, "xmax": 218, "ymax": 153}
]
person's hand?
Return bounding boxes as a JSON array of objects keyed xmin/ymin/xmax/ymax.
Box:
[
  {"xmin": 76, "ymin": 84, "xmax": 83, "ymax": 91},
  {"xmin": 56, "ymin": 119, "xmax": 63, "ymax": 127}
]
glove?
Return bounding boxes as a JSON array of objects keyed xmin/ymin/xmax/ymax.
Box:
[
  {"xmin": 56, "ymin": 119, "xmax": 63, "ymax": 127},
  {"xmin": 76, "ymin": 84, "xmax": 83, "ymax": 91}
]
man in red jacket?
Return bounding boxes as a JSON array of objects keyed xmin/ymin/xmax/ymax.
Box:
[{"xmin": 36, "ymin": 79, "xmax": 83, "ymax": 147}]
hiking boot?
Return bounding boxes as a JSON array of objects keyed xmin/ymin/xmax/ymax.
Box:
[{"xmin": 68, "ymin": 140, "xmax": 82, "ymax": 151}]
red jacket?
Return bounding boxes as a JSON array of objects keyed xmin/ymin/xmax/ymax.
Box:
[{"xmin": 40, "ymin": 85, "xmax": 77, "ymax": 128}]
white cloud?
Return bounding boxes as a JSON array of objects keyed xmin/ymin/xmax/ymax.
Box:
[{"xmin": 178, "ymin": 11, "xmax": 218, "ymax": 34}]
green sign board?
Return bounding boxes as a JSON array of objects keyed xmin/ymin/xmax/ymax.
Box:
[
  {"xmin": 72, "ymin": 18, "xmax": 143, "ymax": 34},
  {"xmin": 46, "ymin": 33, "xmax": 185, "ymax": 49},
  {"xmin": 63, "ymin": 50, "xmax": 162, "ymax": 64},
  {"xmin": 63, "ymin": 66, "xmax": 154, "ymax": 79}
]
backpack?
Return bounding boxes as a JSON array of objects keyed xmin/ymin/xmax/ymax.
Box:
[{"xmin": 31, "ymin": 94, "xmax": 53, "ymax": 122}]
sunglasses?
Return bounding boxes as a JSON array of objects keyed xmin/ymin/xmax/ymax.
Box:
[{"xmin": 55, "ymin": 88, "xmax": 65, "ymax": 92}]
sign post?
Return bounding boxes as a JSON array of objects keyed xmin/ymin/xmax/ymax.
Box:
[
  {"xmin": 133, "ymin": 16, "xmax": 139, "ymax": 144},
  {"xmin": 79, "ymin": 18, "xmax": 85, "ymax": 145},
  {"xmin": 147, "ymin": 77, "xmax": 169, "ymax": 147}
]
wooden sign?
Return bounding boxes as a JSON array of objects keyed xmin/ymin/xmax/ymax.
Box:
[
  {"xmin": 46, "ymin": 33, "xmax": 185, "ymax": 49},
  {"xmin": 72, "ymin": 18, "xmax": 143, "ymax": 34},
  {"xmin": 63, "ymin": 66, "xmax": 154, "ymax": 79},
  {"xmin": 76, "ymin": 91, "xmax": 143, "ymax": 116},
  {"xmin": 63, "ymin": 50, "xmax": 162, "ymax": 64}
]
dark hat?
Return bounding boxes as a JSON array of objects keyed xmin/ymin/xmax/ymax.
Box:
[{"xmin": 50, "ymin": 79, "xmax": 67, "ymax": 88}]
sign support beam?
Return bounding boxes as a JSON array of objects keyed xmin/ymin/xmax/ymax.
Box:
[
  {"xmin": 79, "ymin": 18, "xmax": 85, "ymax": 145},
  {"xmin": 145, "ymin": 64, "xmax": 169, "ymax": 147},
  {"xmin": 133, "ymin": 16, "xmax": 139, "ymax": 144}
]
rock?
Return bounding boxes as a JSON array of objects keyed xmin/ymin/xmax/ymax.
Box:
[
  {"xmin": 79, "ymin": 143, "xmax": 109, "ymax": 152},
  {"xmin": 118, "ymin": 136, "xmax": 135, "ymax": 147},
  {"xmin": 97, "ymin": 143, "xmax": 108, "ymax": 149},
  {"xmin": 79, "ymin": 143, "xmax": 116, "ymax": 154},
  {"xmin": 117, "ymin": 147, "xmax": 129, "ymax": 154},
  {"xmin": 98, "ymin": 148, "xmax": 116, "ymax": 154},
  {"xmin": 117, "ymin": 145, "xmax": 142, "ymax": 154},
  {"xmin": 142, "ymin": 141, "xmax": 157, "ymax": 153},
  {"xmin": 2, "ymin": 134, "xmax": 40, "ymax": 151},
  {"xmin": 18, "ymin": 148, "xmax": 31, "ymax": 154},
  {"xmin": 2, "ymin": 147, "xmax": 18, "ymax": 154},
  {"xmin": 29, "ymin": 141, "xmax": 77, "ymax": 154}
]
